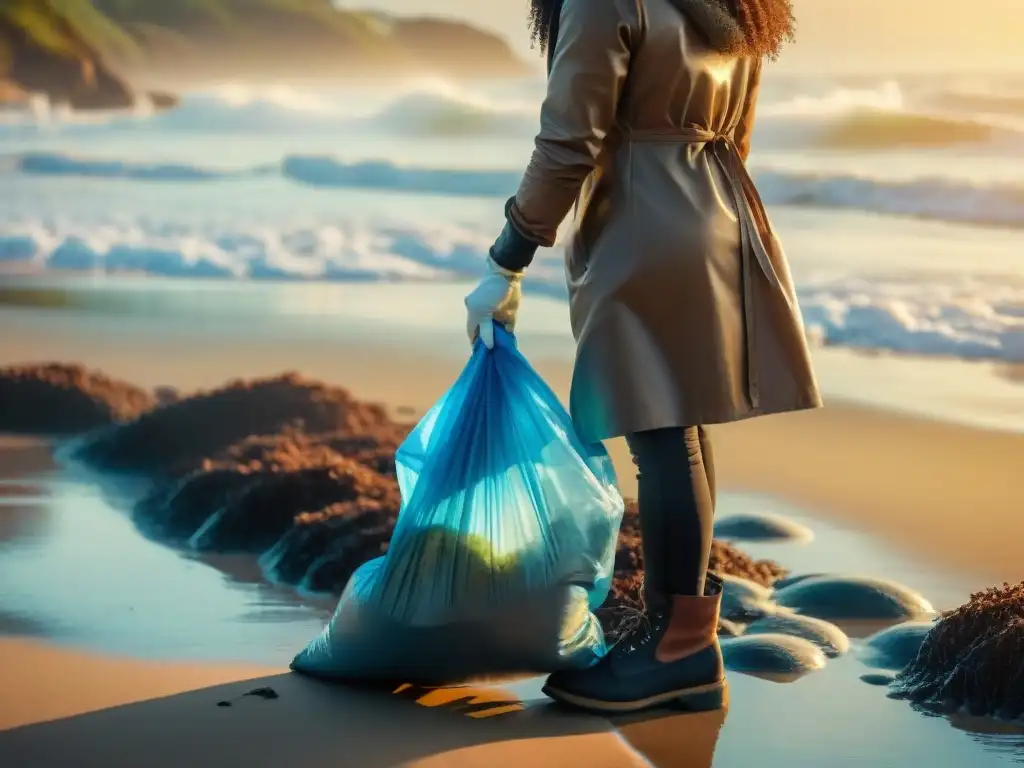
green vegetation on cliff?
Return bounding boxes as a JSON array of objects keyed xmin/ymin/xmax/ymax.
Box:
[
  {"xmin": 0, "ymin": 0, "xmax": 142, "ymax": 108},
  {"xmin": 2, "ymin": 0, "xmax": 526, "ymax": 108}
]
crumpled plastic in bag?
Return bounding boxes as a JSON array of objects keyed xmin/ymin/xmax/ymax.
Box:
[{"xmin": 291, "ymin": 324, "xmax": 624, "ymax": 682}]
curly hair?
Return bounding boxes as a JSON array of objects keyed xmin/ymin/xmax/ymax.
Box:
[
  {"xmin": 527, "ymin": 0, "xmax": 560, "ymax": 55},
  {"xmin": 529, "ymin": 0, "xmax": 795, "ymax": 60},
  {"xmin": 729, "ymin": 0, "xmax": 795, "ymax": 60}
]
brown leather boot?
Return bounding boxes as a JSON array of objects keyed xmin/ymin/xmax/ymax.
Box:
[{"xmin": 543, "ymin": 574, "xmax": 726, "ymax": 713}]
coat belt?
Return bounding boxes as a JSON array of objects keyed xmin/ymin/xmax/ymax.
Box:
[{"xmin": 625, "ymin": 127, "xmax": 786, "ymax": 409}]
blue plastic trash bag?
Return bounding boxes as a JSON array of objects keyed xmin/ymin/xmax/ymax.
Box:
[{"xmin": 291, "ymin": 324, "xmax": 624, "ymax": 682}]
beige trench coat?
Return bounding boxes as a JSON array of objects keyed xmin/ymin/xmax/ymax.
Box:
[{"xmin": 506, "ymin": 0, "xmax": 822, "ymax": 443}]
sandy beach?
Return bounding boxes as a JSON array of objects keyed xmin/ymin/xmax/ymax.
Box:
[
  {"xmin": 0, "ymin": 638, "xmax": 676, "ymax": 768},
  {"xmin": 1, "ymin": 286, "xmax": 1022, "ymax": 766},
  {"xmin": 3, "ymin": 1, "xmax": 1024, "ymax": 759},
  {"xmin": 3, "ymin": 294, "xmax": 1021, "ymax": 586}
]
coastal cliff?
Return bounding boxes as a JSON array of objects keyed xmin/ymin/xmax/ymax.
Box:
[
  {"xmin": 1, "ymin": 1, "xmax": 528, "ymax": 112},
  {"xmin": 0, "ymin": 0, "xmax": 152, "ymax": 110}
]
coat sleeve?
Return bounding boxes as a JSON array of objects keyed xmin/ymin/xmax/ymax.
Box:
[
  {"xmin": 489, "ymin": 0, "xmax": 638, "ymax": 272},
  {"xmin": 733, "ymin": 59, "xmax": 762, "ymax": 163}
]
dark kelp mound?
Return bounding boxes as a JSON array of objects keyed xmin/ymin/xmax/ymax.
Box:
[
  {"xmin": 134, "ymin": 429, "xmax": 402, "ymax": 548},
  {"xmin": 0, "ymin": 363, "xmax": 154, "ymax": 434},
  {"xmin": 268, "ymin": 500, "xmax": 398, "ymax": 594},
  {"xmin": 890, "ymin": 582, "xmax": 1024, "ymax": 720},
  {"xmin": 73, "ymin": 373, "xmax": 404, "ymax": 476},
  {"xmin": 55, "ymin": 369, "xmax": 786, "ymax": 643},
  {"xmin": 596, "ymin": 500, "xmax": 788, "ymax": 639}
]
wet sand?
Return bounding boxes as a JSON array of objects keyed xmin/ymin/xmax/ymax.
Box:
[
  {"xmin": 0, "ymin": 638, "xmax": 685, "ymax": 767},
  {"xmin": 2, "ymin": 293, "xmax": 1024, "ymax": 765},
  {"xmin": 2, "ymin": 304, "xmax": 1021, "ymax": 586}
]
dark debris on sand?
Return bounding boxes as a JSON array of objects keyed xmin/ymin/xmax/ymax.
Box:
[
  {"xmin": 0, "ymin": 363, "xmax": 155, "ymax": 434},
  {"xmin": 890, "ymin": 582, "xmax": 1024, "ymax": 721},
  {"xmin": 63, "ymin": 371, "xmax": 787, "ymax": 640},
  {"xmin": 73, "ymin": 373, "xmax": 403, "ymax": 477}
]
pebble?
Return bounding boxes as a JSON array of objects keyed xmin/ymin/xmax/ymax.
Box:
[
  {"xmin": 772, "ymin": 576, "xmax": 934, "ymax": 621},
  {"xmin": 714, "ymin": 512, "xmax": 814, "ymax": 542},
  {"xmin": 744, "ymin": 612, "xmax": 850, "ymax": 657},
  {"xmin": 860, "ymin": 621, "xmax": 934, "ymax": 670},
  {"xmin": 721, "ymin": 633, "xmax": 828, "ymax": 680}
]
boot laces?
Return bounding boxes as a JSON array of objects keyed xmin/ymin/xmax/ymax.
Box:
[{"xmin": 610, "ymin": 586, "xmax": 667, "ymax": 657}]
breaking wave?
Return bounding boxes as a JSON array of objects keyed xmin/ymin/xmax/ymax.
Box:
[
  {"xmin": 1, "ymin": 214, "xmax": 1021, "ymax": 364},
  {"xmin": 7, "ymin": 152, "xmax": 1023, "ymax": 228}
]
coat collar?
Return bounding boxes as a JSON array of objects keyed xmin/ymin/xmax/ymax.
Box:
[{"xmin": 666, "ymin": 0, "xmax": 747, "ymax": 55}]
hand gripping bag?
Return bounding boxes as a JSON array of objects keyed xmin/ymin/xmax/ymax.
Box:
[{"xmin": 291, "ymin": 325, "xmax": 624, "ymax": 682}]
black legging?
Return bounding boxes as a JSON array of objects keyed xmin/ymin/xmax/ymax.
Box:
[{"xmin": 627, "ymin": 426, "xmax": 716, "ymax": 598}]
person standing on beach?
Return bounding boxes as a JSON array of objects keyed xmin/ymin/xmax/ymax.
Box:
[{"xmin": 464, "ymin": 0, "xmax": 822, "ymax": 712}]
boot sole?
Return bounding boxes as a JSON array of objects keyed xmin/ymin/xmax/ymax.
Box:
[{"xmin": 541, "ymin": 680, "xmax": 725, "ymax": 714}]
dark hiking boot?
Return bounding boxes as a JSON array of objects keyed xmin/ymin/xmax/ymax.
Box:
[{"xmin": 542, "ymin": 574, "xmax": 725, "ymax": 713}]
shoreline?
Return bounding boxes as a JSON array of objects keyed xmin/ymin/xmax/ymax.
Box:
[
  {"xmin": 709, "ymin": 403, "xmax": 1024, "ymax": 587},
  {"xmin": 2, "ymin": 349, "xmax": 1023, "ymax": 765},
  {"xmin": 1, "ymin": 311, "xmax": 1022, "ymax": 589}
]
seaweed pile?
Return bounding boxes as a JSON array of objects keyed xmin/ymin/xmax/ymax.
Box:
[
  {"xmin": 73, "ymin": 373, "xmax": 404, "ymax": 477},
  {"xmin": 2, "ymin": 364, "xmax": 787, "ymax": 638},
  {"xmin": 0, "ymin": 363, "xmax": 154, "ymax": 434},
  {"xmin": 890, "ymin": 582, "xmax": 1024, "ymax": 720}
]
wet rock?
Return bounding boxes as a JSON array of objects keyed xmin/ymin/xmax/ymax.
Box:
[
  {"xmin": 773, "ymin": 576, "xmax": 935, "ymax": 621},
  {"xmin": 861, "ymin": 673, "xmax": 895, "ymax": 686},
  {"xmin": 745, "ymin": 613, "xmax": 850, "ymax": 657},
  {"xmin": 860, "ymin": 621, "xmax": 935, "ymax": 670},
  {"xmin": 718, "ymin": 619, "xmax": 743, "ymax": 638},
  {"xmin": 772, "ymin": 573, "xmax": 825, "ymax": 590},
  {"xmin": 891, "ymin": 582, "xmax": 1024, "ymax": 720},
  {"xmin": 719, "ymin": 574, "xmax": 776, "ymax": 621},
  {"xmin": 73, "ymin": 373, "xmax": 402, "ymax": 476},
  {"xmin": 714, "ymin": 512, "xmax": 813, "ymax": 542},
  {"xmin": 0, "ymin": 363, "xmax": 154, "ymax": 434},
  {"xmin": 720, "ymin": 633, "xmax": 827, "ymax": 680}
]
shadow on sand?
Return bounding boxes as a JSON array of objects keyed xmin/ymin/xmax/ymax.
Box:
[{"xmin": 0, "ymin": 671, "xmax": 728, "ymax": 767}]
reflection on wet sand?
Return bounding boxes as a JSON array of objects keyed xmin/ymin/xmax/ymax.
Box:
[
  {"xmin": 0, "ymin": 440, "xmax": 54, "ymax": 547},
  {"xmin": 0, "ymin": 437, "xmax": 56, "ymax": 479},
  {"xmin": 947, "ymin": 714, "xmax": 1024, "ymax": 764},
  {"xmin": 0, "ymin": 638, "xmax": 728, "ymax": 768},
  {"xmin": 387, "ymin": 678, "xmax": 728, "ymax": 767}
]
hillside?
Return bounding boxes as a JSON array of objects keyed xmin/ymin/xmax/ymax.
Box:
[
  {"xmin": 0, "ymin": 0, "xmax": 144, "ymax": 109},
  {"xmin": 1, "ymin": 0, "xmax": 527, "ymax": 110}
]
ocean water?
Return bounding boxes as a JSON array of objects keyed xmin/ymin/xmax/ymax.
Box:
[{"xmin": 1, "ymin": 73, "xmax": 1023, "ymax": 366}]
